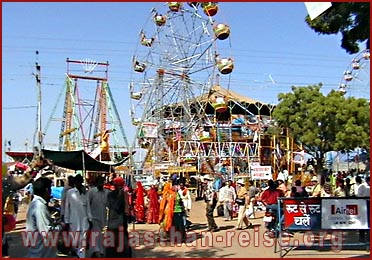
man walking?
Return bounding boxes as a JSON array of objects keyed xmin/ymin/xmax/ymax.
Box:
[
  {"xmin": 235, "ymin": 179, "xmax": 252, "ymax": 230},
  {"xmin": 60, "ymin": 175, "xmax": 75, "ymax": 222},
  {"xmin": 218, "ymin": 180, "xmax": 236, "ymax": 221},
  {"xmin": 203, "ymin": 175, "xmax": 219, "ymax": 232},
  {"xmin": 25, "ymin": 177, "xmax": 63, "ymax": 258},
  {"xmin": 106, "ymin": 176, "xmax": 132, "ymax": 257},
  {"xmin": 65, "ymin": 174, "xmax": 90, "ymax": 258},
  {"xmin": 87, "ymin": 176, "xmax": 108, "ymax": 257}
]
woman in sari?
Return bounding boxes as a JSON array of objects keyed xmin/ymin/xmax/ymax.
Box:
[
  {"xmin": 158, "ymin": 182, "xmax": 186, "ymax": 243},
  {"xmin": 146, "ymin": 185, "xmax": 159, "ymax": 224},
  {"xmin": 158, "ymin": 182, "xmax": 175, "ymax": 241},
  {"xmin": 135, "ymin": 181, "xmax": 145, "ymax": 223}
]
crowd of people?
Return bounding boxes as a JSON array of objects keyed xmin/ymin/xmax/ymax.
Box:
[
  {"xmin": 198, "ymin": 170, "xmax": 370, "ymax": 235},
  {"xmin": 6, "ymin": 168, "xmax": 370, "ymax": 258},
  {"xmin": 21, "ymin": 174, "xmax": 132, "ymax": 258},
  {"xmin": 201, "ymin": 175, "xmax": 259, "ymax": 232},
  {"xmin": 21, "ymin": 172, "xmax": 197, "ymax": 258}
]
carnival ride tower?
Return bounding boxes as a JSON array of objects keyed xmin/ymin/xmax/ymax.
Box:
[{"xmin": 50, "ymin": 58, "xmax": 129, "ymax": 162}]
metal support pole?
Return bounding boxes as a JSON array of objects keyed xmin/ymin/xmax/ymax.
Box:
[
  {"xmin": 82, "ymin": 151, "xmax": 86, "ymax": 185},
  {"xmin": 276, "ymin": 198, "xmax": 281, "ymax": 257},
  {"xmin": 35, "ymin": 51, "xmax": 43, "ymax": 157}
]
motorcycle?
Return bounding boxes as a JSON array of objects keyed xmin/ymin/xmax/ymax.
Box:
[
  {"xmin": 48, "ymin": 198, "xmax": 61, "ymax": 225},
  {"xmin": 263, "ymin": 206, "xmax": 293, "ymax": 238},
  {"xmin": 263, "ymin": 206, "xmax": 277, "ymax": 238},
  {"xmin": 47, "ymin": 198, "xmax": 71, "ymax": 256}
]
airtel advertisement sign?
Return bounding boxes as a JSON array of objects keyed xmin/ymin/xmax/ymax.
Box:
[{"xmin": 321, "ymin": 199, "xmax": 369, "ymax": 229}]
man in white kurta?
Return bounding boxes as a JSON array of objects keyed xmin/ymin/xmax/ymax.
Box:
[
  {"xmin": 26, "ymin": 177, "xmax": 63, "ymax": 258},
  {"xmin": 60, "ymin": 175, "xmax": 75, "ymax": 222},
  {"xmin": 87, "ymin": 176, "xmax": 108, "ymax": 257},
  {"xmin": 64, "ymin": 174, "xmax": 89, "ymax": 258},
  {"xmin": 178, "ymin": 182, "xmax": 192, "ymax": 216},
  {"xmin": 218, "ymin": 180, "xmax": 236, "ymax": 221}
]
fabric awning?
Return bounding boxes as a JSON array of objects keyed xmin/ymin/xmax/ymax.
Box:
[{"xmin": 42, "ymin": 149, "xmax": 133, "ymax": 172}]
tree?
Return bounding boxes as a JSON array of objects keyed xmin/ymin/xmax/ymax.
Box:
[
  {"xmin": 271, "ymin": 84, "xmax": 370, "ymax": 173},
  {"xmin": 333, "ymin": 96, "xmax": 370, "ymax": 151},
  {"xmin": 305, "ymin": 2, "xmax": 370, "ymax": 54}
]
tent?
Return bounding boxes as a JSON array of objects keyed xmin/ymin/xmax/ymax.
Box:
[
  {"xmin": 162, "ymin": 85, "xmax": 275, "ymax": 117},
  {"xmin": 42, "ymin": 149, "xmax": 133, "ymax": 172}
]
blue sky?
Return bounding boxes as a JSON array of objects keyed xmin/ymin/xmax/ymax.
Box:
[{"xmin": 2, "ymin": 2, "xmax": 369, "ymax": 160}]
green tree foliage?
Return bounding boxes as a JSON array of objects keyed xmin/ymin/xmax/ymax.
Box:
[
  {"xmin": 334, "ymin": 96, "xmax": 370, "ymax": 151},
  {"xmin": 272, "ymin": 84, "xmax": 370, "ymax": 171},
  {"xmin": 305, "ymin": 2, "xmax": 370, "ymax": 54}
]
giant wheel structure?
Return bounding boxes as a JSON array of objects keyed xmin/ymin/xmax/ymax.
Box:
[
  {"xmin": 129, "ymin": 2, "xmax": 236, "ymax": 173},
  {"xmin": 338, "ymin": 48, "xmax": 370, "ymax": 100},
  {"xmin": 129, "ymin": 2, "xmax": 293, "ymax": 180}
]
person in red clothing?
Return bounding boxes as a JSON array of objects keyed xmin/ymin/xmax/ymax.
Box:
[
  {"xmin": 260, "ymin": 180, "xmax": 285, "ymax": 233},
  {"xmin": 135, "ymin": 181, "xmax": 145, "ymax": 223},
  {"xmin": 260, "ymin": 180, "xmax": 284, "ymax": 205},
  {"xmin": 146, "ymin": 185, "xmax": 160, "ymax": 224}
]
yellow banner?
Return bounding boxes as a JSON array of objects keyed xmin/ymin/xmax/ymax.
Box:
[{"xmin": 167, "ymin": 166, "xmax": 197, "ymax": 173}]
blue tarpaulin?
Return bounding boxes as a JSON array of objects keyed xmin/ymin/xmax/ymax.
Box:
[{"xmin": 51, "ymin": 186, "xmax": 64, "ymax": 200}]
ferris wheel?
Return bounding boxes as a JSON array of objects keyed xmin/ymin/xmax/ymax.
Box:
[
  {"xmin": 129, "ymin": 2, "xmax": 234, "ymax": 168},
  {"xmin": 338, "ymin": 48, "xmax": 370, "ymax": 100}
]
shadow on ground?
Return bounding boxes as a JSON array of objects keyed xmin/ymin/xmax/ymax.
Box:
[
  {"xmin": 276, "ymin": 230, "xmax": 370, "ymax": 258},
  {"xmin": 133, "ymin": 244, "xmax": 236, "ymax": 258}
]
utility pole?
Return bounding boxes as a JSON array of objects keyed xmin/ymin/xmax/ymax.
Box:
[{"xmin": 35, "ymin": 51, "xmax": 43, "ymax": 157}]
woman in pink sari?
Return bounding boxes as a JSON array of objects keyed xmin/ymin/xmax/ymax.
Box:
[
  {"xmin": 146, "ymin": 185, "xmax": 159, "ymax": 224},
  {"xmin": 135, "ymin": 181, "xmax": 145, "ymax": 223}
]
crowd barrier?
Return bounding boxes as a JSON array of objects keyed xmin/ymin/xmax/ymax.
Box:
[{"xmin": 274, "ymin": 197, "xmax": 370, "ymax": 257}]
